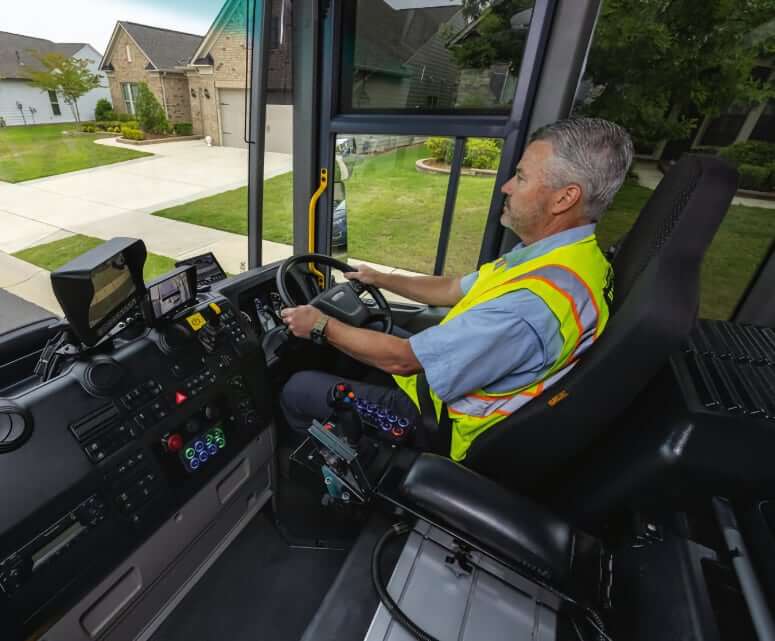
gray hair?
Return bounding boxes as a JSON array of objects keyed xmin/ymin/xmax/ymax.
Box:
[{"xmin": 529, "ymin": 117, "xmax": 633, "ymax": 222}]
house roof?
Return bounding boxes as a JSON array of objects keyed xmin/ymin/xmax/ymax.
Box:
[
  {"xmin": 0, "ymin": 31, "xmax": 95, "ymax": 80},
  {"xmin": 103, "ymin": 22, "xmax": 203, "ymax": 71}
]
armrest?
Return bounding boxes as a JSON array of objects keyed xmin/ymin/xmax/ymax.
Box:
[{"xmin": 400, "ymin": 454, "xmax": 579, "ymax": 586}]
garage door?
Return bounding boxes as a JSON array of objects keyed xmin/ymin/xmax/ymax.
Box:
[{"xmin": 218, "ymin": 89, "xmax": 247, "ymax": 149}]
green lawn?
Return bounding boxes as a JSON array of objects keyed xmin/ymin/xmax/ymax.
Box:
[
  {"xmin": 13, "ymin": 234, "xmax": 176, "ymax": 281},
  {"xmin": 153, "ymin": 143, "xmax": 775, "ymax": 320},
  {"xmin": 0, "ymin": 123, "xmax": 150, "ymax": 182}
]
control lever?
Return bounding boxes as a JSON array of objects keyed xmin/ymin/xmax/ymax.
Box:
[{"xmin": 327, "ymin": 382, "xmax": 363, "ymax": 446}]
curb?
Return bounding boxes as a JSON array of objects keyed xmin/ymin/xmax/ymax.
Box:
[
  {"xmin": 117, "ymin": 135, "xmax": 204, "ymax": 146},
  {"xmin": 415, "ymin": 157, "xmax": 497, "ymax": 177}
]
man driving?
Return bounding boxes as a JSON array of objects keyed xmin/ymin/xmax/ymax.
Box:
[{"xmin": 280, "ymin": 117, "xmax": 633, "ymax": 461}]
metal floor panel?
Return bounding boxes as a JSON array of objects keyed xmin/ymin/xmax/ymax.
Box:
[{"xmin": 365, "ymin": 522, "xmax": 560, "ymax": 641}]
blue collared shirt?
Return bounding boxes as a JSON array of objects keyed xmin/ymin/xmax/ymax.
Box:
[{"xmin": 409, "ymin": 225, "xmax": 596, "ymax": 403}]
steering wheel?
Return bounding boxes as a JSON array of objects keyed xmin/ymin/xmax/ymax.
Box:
[{"xmin": 276, "ymin": 253, "xmax": 393, "ymax": 334}]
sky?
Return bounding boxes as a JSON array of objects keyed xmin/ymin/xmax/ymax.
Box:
[{"xmin": 3, "ymin": 0, "xmax": 222, "ymax": 53}]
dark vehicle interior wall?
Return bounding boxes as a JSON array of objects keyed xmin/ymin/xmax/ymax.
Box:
[{"xmin": 1, "ymin": 1, "xmax": 775, "ymax": 641}]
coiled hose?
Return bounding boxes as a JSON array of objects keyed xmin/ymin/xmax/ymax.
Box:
[{"xmin": 371, "ymin": 522, "xmax": 441, "ymax": 641}]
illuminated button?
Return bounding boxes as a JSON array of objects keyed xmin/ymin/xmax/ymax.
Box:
[
  {"xmin": 198, "ymin": 451, "xmax": 209, "ymax": 463},
  {"xmin": 397, "ymin": 418, "xmax": 410, "ymax": 429},
  {"xmin": 190, "ymin": 458, "xmax": 201, "ymax": 470},
  {"xmin": 205, "ymin": 433, "xmax": 214, "ymax": 445},
  {"xmin": 337, "ymin": 384, "xmax": 345, "ymax": 392},
  {"xmin": 216, "ymin": 437, "xmax": 226, "ymax": 449},
  {"xmin": 209, "ymin": 302, "xmax": 222, "ymax": 315},
  {"xmin": 184, "ymin": 447, "xmax": 195, "ymax": 459},
  {"xmin": 194, "ymin": 440, "xmax": 205, "ymax": 452},
  {"xmin": 206, "ymin": 443, "xmax": 218, "ymax": 456},
  {"xmin": 391, "ymin": 426, "xmax": 406, "ymax": 438},
  {"xmin": 166, "ymin": 433, "xmax": 184, "ymax": 452},
  {"xmin": 175, "ymin": 391, "xmax": 188, "ymax": 405},
  {"xmin": 348, "ymin": 392, "xmax": 355, "ymax": 399}
]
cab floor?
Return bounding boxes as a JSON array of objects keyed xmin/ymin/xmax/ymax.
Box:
[{"xmin": 149, "ymin": 509, "xmax": 348, "ymax": 641}]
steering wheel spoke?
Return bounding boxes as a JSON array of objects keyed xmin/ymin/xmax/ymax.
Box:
[{"xmin": 276, "ymin": 253, "xmax": 393, "ymax": 334}]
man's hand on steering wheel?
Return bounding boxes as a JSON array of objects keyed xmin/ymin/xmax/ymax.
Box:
[
  {"xmin": 343, "ymin": 264, "xmax": 381, "ymax": 286},
  {"xmin": 280, "ymin": 305, "xmax": 322, "ymax": 339}
]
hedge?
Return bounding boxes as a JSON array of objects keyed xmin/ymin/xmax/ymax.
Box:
[
  {"xmin": 738, "ymin": 163, "xmax": 774, "ymax": 192},
  {"xmin": 121, "ymin": 126, "xmax": 145, "ymax": 141},
  {"xmin": 718, "ymin": 141, "xmax": 775, "ymax": 167},
  {"xmin": 94, "ymin": 99, "xmax": 114, "ymax": 122},
  {"xmin": 425, "ymin": 137, "xmax": 502, "ymax": 170},
  {"xmin": 173, "ymin": 122, "xmax": 193, "ymax": 136}
]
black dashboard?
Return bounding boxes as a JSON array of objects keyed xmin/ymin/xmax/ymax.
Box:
[{"xmin": 0, "ymin": 257, "xmax": 315, "ymax": 640}]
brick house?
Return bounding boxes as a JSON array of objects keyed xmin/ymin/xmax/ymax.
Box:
[
  {"xmin": 99, "ymin": 22, "xmax": 203, "ymax": 125},
  {"xmin": 186, "ymin": 0, "xmax": 292, "ymax": 151}
]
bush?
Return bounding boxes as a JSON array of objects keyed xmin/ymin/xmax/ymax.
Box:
[
  {"xmin": 737, "ymin": 163, "xmax": 772, "ymax": 191},
  {"xmin": 116, "ymin": 112, "xmax": 134, "ymax": 122},
  {"xmin": 94, "ymin": 99, "xmax": 114, "ymax": 121},
  {"xmin": 426, "ymin": 137, "xmax": 453, "ymax": 164},
  {"xmin": 121, "ymin": 126, "xmax": 145, "ymax": 141},
  {"xmin": 134, "ymin": 83, "xmax": 169, "ymax": 134},
  {"xmin": 425, "ymin": 137, "xmax": 502, "ymax": 170},
  {"xmin": 80, "ymin": 124, "xmax": 97, "ymax": 133},
  {"xmin": 173, "ymin": 122, "xmax": 193, "ymax": 136},
  {"xmin": 465, "ymin": 138, "xmax": 501, "ymax": 170},
  {"xmin": 718, "ymin": 141, "xmax": 775, "ymax": 167}
]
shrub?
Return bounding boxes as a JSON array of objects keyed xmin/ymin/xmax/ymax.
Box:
[
  {"xmin": 425, "ymin": 137, "xmax": 502, "ymax": 170},
  {"xmin": 718, "ymin": 141, "xmax": 775, "ymax": 167},
  {"xmin": 426, "ymin": 137, "xmax": 453, "ymax": 164},
  {"xmin": 121, "ymin": 126, "xmax": 145, "ymax": 141},
  {"xmin": 94, "ymin": 99, "xmax": 114, "ymax": 121},
  {"xmin": 737, "ymin": 163, "xmax": 772, "ymax": 191},
  {"xmin": 134, "ymin": 83, "xmax": 169, "ymax": 134},
  {"xmin": 116, "ymin": 112, "xmax": 134, "ymax": 122},
  {"xmin": 173, "ymin": 122, "xmax": 193, "ymax": 136},
  {"xmin": 79, "ymin": 124, "xmax": 97, "ymax": 133},
  {"xmin": 465, "ymin": 138, "xmax": 501, "ymax": 170}
]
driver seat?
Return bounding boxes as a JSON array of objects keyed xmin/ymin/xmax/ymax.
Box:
[{"xmin": 461, "ymin": 154, "xmax": 738, "ymax": 497}]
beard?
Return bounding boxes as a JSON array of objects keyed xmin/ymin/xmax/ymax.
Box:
[{"xmin": 501, "ymin": 199, "xmax": 543, "ymax": 237}]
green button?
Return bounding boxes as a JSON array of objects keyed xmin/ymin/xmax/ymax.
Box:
[
  {"xmin": 185, "ymin": 447, "xmax": 195, "ymax": 459},
  {"xmin": 205, "ymin": 434, "xmax": 213, "ymax": 445},
  {"xmin": 216, "ymin": 438, "xmax": 226, "ymax": 449}
]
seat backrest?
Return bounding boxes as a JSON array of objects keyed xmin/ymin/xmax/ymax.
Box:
[{"xmin": 464, "ymin": 154, "xmax": 738, "ymax": 495}]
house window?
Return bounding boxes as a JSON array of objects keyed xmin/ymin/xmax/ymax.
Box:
[
  {"xmin": 48, "ymin": 90, "xmax": 61, "ymax": 116},
  {"xmin": 121, "ymin": 82, "xmax": 140, "ymax": 114},
  {"xmin": 126, "ymin": 44, "xmax": 132, "ymax": 62}
]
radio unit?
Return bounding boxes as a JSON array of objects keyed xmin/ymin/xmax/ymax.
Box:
[{"xmin": 0, "ymin": 494, "xmax": 107, "ymax": 596}]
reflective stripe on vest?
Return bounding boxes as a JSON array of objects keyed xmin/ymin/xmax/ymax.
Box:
[{"xmin": 394, "ymin": 234, "xmax": 612, "ymax": 461}]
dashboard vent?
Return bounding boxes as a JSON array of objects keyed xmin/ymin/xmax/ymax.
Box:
[
  {"xmin": 69, "ymin": 404, "xmax": 120, "ymax": 443},
  {"xmin": 0, "ymin": 402, "xmax": 32, "ymax": 453}
]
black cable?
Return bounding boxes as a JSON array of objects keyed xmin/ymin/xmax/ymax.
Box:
[{"xmin": 371, "ymin": 522, "xmax": 441, "ymax": 641}]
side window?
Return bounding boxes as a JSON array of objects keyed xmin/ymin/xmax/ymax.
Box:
[
  {"xmin": 48, "ymin": 90, "xmax": 61, "ymax": 116},
  {"xmin": 573, "ymin": 2, "xmax": 775, "ymax": 319},
  {"xmin": 121, "ymin": 82, "xmax": 139, "ymax": 115}
]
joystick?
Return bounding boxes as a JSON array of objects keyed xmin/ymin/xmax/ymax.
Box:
[{"xmin": 326, "ymin": 382, "xmax": 364, "ymax": 445}]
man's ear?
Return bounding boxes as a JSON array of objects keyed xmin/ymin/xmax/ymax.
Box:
[{"xmin": 550, "ymin": 183, "xmax": 582, "ymax": 215}]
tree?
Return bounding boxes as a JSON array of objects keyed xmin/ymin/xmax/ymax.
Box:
[
  {"xmin": 456, "ymin": 0, "xmax": 775, "ymax": 145},
  {"xmin": 94, "ymin": 98, "xmax": 114, "ymax": 121},
  {"xmin": 25, "ymin": 52, "xmax": 101, "ymax": 123},
  {"xmin": 134, "ymin": 83, "xmax": 170, "ymax": 135}
]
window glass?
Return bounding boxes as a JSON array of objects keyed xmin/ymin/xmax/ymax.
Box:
[
  {"xmin": 333, "ymin": 135, "xmax": 449, "ymax": 284},
  {"xmin": 48, "ymin": 91, "xmax": 61, "ymax": 116},
  {"xmin": 572, "ymin": 1, "xmax": 775, "ymax": 320},
  {"xmin": 1, "ymin": 0, "xmax": 251, "ymax": 335},
  {"xmin": 340, "ymin": 0, "xmax": 534, "ymax": 113}
]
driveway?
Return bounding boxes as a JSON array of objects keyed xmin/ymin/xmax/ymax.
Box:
[{"xmin": 0, "ymin": 138, "xmax": 293, "ymax": 326}]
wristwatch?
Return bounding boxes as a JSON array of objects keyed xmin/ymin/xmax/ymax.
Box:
[{"xmin": 310, "ymin": 314, "xmax": 330, "ymax": 345}]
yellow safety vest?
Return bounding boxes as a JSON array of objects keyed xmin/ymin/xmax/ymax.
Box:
[{"xmin": 394, "ymin": 234, "xmax": 613, "ymax": 461}]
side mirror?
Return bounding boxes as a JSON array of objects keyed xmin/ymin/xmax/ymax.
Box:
[{"xmin": 332, "ymin": 180, "xmax": 348, "ymax": 259}]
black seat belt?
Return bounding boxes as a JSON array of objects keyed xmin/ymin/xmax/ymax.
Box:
[{"xmin": 415, "ymin": 373, "xmax": 452, "ymax": 455}]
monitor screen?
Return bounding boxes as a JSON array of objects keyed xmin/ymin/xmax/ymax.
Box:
[
  {"xmin": 88, "ymin": 258, "xmax": 137, "ymax": 329},
  {"xmin": 147, "ymin": 268, "xmax": 195, "ymax": 320}
]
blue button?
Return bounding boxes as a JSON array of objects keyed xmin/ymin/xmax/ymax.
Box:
[
  {"xmin": 387, "ymin": 414, "xmax": 398, "ymax": 424},
  {"xmin": 190, "ymin": 458, "xmax": 201, "ymax": 470},
  {"xmin": 198, "ymin": 451, "xmax": 209, "ymax": 463},
  {"xmin": 206, "ymin": 443, "xmax": 218, "ymax": 456},
  {"xmin": 194, "ymin": 440, "xmax": 205, "ymax": 451},
  {"xmin": 397, "ymin": 418, "xmax": 410, "ymax": 429}
]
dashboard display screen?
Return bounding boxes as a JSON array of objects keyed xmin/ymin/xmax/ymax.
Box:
[
  {"xmin": 147, "ymin": 268, "xmax": 195, "ymax": 320},
  {"xmin": 88, "ymin": 259, "xmax": 136, "ymax": 329}
]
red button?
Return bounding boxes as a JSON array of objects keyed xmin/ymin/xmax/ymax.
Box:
[
  {"xmin": 391, "ymin": 427, "xmax": 405, "ymax": 438},
  {"xmin": 166, "ymin": 433, "xmax": 184, "ymax": 452},
  {"xmin": 175, "ymin": 391, "xmax": 188, "ymax": 405},
  {"xmin": 337, "ymin": 384, "xmax": 345, "ymax": 392}
]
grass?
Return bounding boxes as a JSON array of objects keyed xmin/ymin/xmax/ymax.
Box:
[
  {"xmin": 0, "ymin": 123, "xmax": 150, "ymax": 182},
  {"xmin": 153, "ymin": 143, "xmax": 775, "ymax": 320},
  {"xmin": 13, "ymin": 234, "xmax": 176, "ymax": 281}
]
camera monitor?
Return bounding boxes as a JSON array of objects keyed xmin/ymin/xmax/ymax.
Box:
[
  {"xmin": 50, "ymin": 238, "xmax": 147, "ymax": 347},
  {"xmin": 144, "ymin": 265, "xmax": 197, "ymax": 323},
  {"xmin": 174, "ymin": 252, "xmax": 227, "ymax": 288}
]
